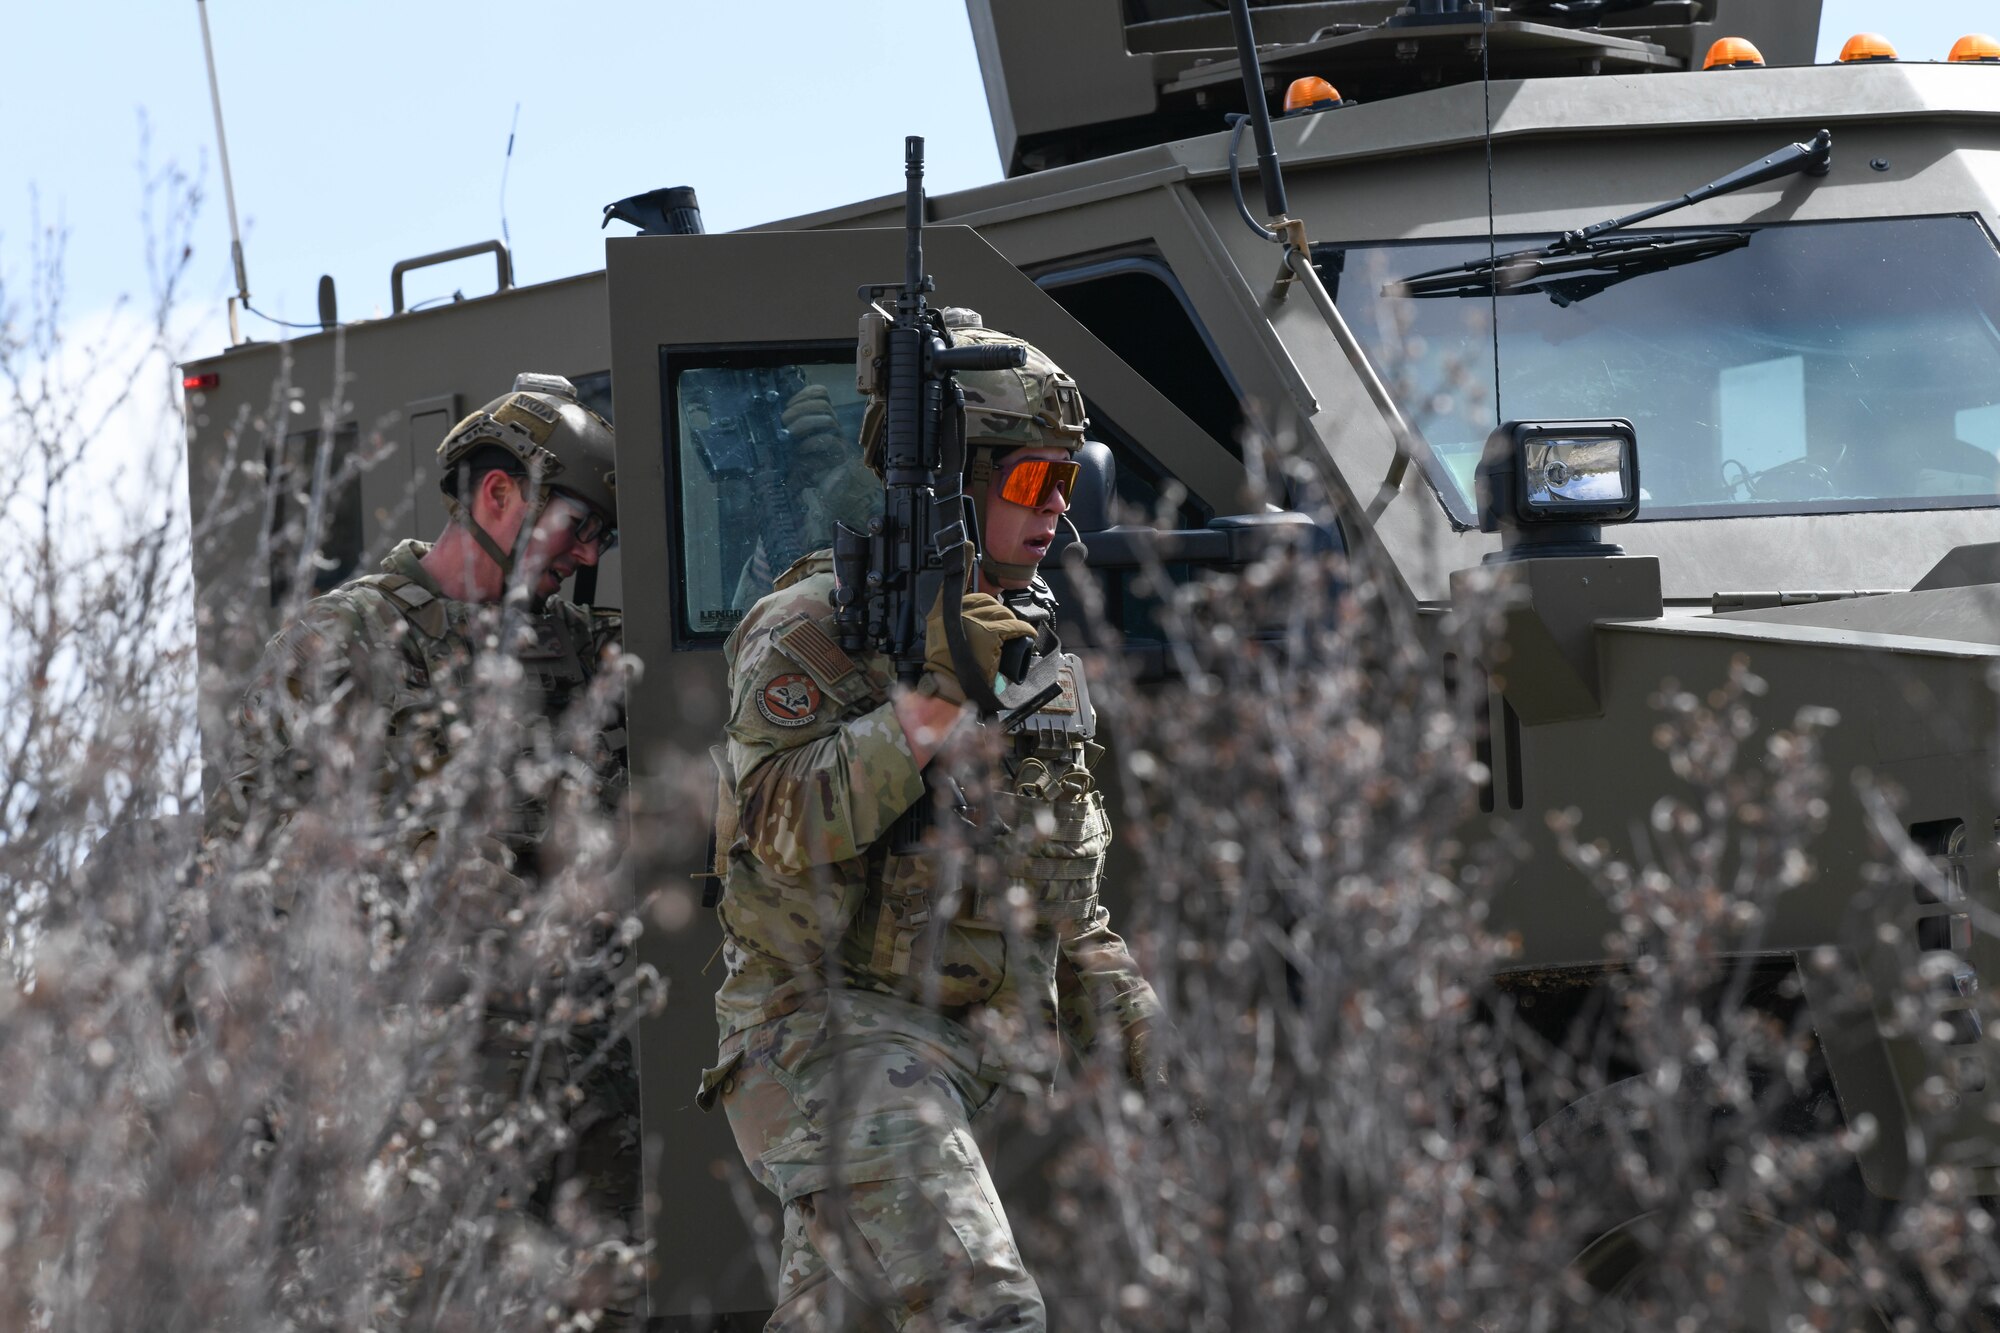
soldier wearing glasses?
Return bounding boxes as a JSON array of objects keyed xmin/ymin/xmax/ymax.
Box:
[
  {"xmin": 220, "ymin": 371, "xmax": 626, "ymax": 853},
  {"xmin": 215, "ymin": 373, "xmax": 640, "ymax": 1311},
  {"xmin": 700, "ymin": 320, "xmax": 1163, "ymax": 1331}
]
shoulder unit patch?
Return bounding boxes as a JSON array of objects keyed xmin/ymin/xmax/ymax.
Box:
[{"xmin": 758, "ymin": 673, "xmax": 822, "ymax": 727}]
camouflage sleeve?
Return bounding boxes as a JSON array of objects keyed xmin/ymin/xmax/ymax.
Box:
[
  {"xmin": 214, "ymin": 590, "xmax": 410, "ymax": 837},
  {"xmin": 724, "ymin": 622, "xmax": 924, "ymax": 875},
  {"xmin": 1055, "ymin": 904, "xmax": 1163, "ymax": 1059}
]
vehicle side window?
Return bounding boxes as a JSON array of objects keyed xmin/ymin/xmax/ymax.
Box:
[
  {"xmin": 666, "ymin": 346, "xmax": 881, "ymax": 640},
  {"xmin": 1037, "ymin": 255, "xmax": 1245, "ymax": 461},
  {"xmin": 1080, "ymin": 407, "xmax": 1209, "ymax": 529},
  {"xmin": 270, "ymin": 425, "xmax": 364, "ymax": 606}
]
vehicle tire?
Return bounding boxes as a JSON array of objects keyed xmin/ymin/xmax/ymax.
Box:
[{"xmin": 1525, "ymin": 1073, "xmax": 1894, "ymax": 1332}]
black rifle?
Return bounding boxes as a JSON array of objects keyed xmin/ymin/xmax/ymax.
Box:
[
  {"xmin": 739, "ymin": 365, "xmax": 813, "ymax": 576},
  {"xmin": 683, "ymin": 364, "xmax": 812, "ymax": 593},
  {"xmin": 832, "ymin": 136, "xmax": 1025, "ymax": 848}
]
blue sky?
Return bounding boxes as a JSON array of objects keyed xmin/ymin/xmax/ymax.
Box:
[
  {"xmin": 2, "ymin": 0, "xmax": 1995, "ymax": 347},
  {"xmin": 2, "ymin": 2, "xmax": 1002, "ymax": 334}
]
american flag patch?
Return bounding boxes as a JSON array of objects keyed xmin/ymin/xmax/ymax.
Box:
[{"xmin": 773, "ymin": 615, "xmax": 859, "ymax": 688}]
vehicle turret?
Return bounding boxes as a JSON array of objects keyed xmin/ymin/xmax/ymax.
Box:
[{"xmin": 969, "ymin": 0, "xmax": 1823, "ymax": 174}]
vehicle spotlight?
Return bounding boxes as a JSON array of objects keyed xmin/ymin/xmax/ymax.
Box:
[{"xmin": 1476, "ymin": 418, "xmax": 1640, "ymax": 561}]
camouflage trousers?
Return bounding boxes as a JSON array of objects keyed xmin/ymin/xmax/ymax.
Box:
[
  {"xmin": 368, "ymin": 1010, "xmax": 645, "ymax": 1330},
  {"xmin": 477, "ymin": 1008, "xmax": 643, "ymax": 1238},
  {"xmin": 467, "ymin": 1009, "xmax": 646, "ymax": 1329},
  {"xmin": 715, "ymin": 1003, "xmax": 1045, "ymax": 1331}
]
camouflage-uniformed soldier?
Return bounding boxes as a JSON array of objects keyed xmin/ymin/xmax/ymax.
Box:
[
  {"xmin": 700, "ymin": 322, "xmax": 1162, "ymax": 1331},
  {"xmin": 217, "ymin": 372, "xmax": 625, "ymax": 859},
  {"xmin": 215, "ymin": 374, "xmax": 640, "ymax": 1300}
]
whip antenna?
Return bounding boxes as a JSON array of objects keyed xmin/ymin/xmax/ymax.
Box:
[
  {"xmin": 500, "ymin": 102, "xmax": 521, "ymax": 259},
  {"xmin": 196, "ymin": 0, "xmax": 251, "ymax": 345},
  {"xmin": 1226, "ymin": 0, "xmax": 1288, "ymax": 225}
]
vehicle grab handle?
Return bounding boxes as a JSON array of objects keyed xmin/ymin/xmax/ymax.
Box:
[{"xmin": 390, "ymin": 240, "xmax": 513, "ymax": 314}]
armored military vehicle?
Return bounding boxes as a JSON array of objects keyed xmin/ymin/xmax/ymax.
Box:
[{"xmin": 180, "ymin": 0, "xmax": 2000, "ymax": 1323}]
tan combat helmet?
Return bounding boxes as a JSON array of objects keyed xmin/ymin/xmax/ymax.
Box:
[
  {"xmin": 859, "ymin": 311, "xmax": 1089, "ymax": 582},
  {"xmin": 435, "ymin": 372, "xmax": 618, "ymax": 575},
  {"xmin": 946, "ymin": 312, "xmax": 1089, "ymax": 583}
]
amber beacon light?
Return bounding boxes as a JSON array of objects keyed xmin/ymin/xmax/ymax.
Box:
[
  {"xmin": 1838, "ymin": 33, "xmax": 1899, "ymax": 63},
  {"xmin": 1950, "ymin": 34, "xmax": 2000, "ymax": 63},
  {"xmin": 1703, "ymin": 37, "xmax": 1766, "ymax": 69},
  {"xmin": 1283, "ymin": 76, "xmax": 1343, "ymax": 113}
]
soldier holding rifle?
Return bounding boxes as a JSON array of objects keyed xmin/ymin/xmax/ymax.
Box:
[{"xmin": 699, "ymin": 138, "xmax": 1162, "ymax": 1331}]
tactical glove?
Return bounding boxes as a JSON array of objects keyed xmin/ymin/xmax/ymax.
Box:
[
  {"xmin": 782, "ymin": 384, "xmax": 843, "ymax": 448},
  {"xmin": 783, "ymin": 383, "xmax": 850, "ymax": 479},
  {"xmin": 1125, "ymin": 1015, "xmax": 1204, "ymax": 1126},
  {"xmin": 922, "ymin": 590, "xmax": 1035, "ymax": 706}
]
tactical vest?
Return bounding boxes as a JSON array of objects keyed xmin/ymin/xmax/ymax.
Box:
[
  {"xmin": 354, "ymin": 573, "xmax": 624, "ymax": 851},
  {"xmin": 354, "ymin": 574, "xmax": 610, "ymax": 716},
  {"xmin": 713, "ymin": 571, "xmax": 1110, "ymax": 1013},
  {"xmin": 348, "ymin": 572, "xmax": 470, "ymax": 692},
  {"xmin": 860, "ymin": 630, "xmax": 1109, "ymax": 1009}
]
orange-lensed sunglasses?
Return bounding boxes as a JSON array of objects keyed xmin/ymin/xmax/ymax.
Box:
[{"xmin": 994, "ymin": 457, "xmax": 1081, "ymax": 509}]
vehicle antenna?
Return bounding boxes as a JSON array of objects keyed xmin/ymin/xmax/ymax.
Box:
[
  {"xmin": 1480, "ymin": 6, "xmax": 1502, "ymax": 423},
  {"xmin": 1226, "ymin": 0, "xmax": 1287, "ymax": 226},
  {"xmin": 196, "ymin": 0, "xmax": 251, "ymax": 345},
  {"xmin": 1222, "ymin": 0, "xmax": 1426, "ymax": 525},
  {"xmin": 500, "ymin": 102, "xmax": 521, "ymax": 263}
]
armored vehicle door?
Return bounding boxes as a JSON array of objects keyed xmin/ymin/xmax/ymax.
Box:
[{"xmin": 608, "ymin": 223, "xmax": 1287, "ymax": 1321}]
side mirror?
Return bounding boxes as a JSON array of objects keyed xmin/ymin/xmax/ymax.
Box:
[
  {"xmin": 1475, "ymin": 418, "xmax": 1640, "ymax": 562},
  {"xmin": 1054, "ymin": 437, "xmax": 1338, "ymax": 568},
  {"xmin": 1059, "ymin": 510, "xmax": 1334, "ymax": 569}
]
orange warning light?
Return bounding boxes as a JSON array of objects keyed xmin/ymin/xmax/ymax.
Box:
[
  {"xmin": 1949, "ymin": 34, "xmax": 2000, "ymax": 63},
  {"xmin": 1703, "ymin": 37, "xmax": 1766, "ymax": 70},
  {"xmin": 1283, "ymin": 76, "xmax": 1343, "ymax": 113},
  {"xmin": 1839, "ymin": 33, "xmax": 1899, "ymax": 62}
]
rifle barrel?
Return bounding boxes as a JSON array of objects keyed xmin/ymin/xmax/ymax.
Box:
[{"xmin": 904, "ymin": 136, "xmax": 926, "ymax": 307}]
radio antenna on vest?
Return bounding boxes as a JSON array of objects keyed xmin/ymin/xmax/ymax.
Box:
[{"xmin": 196, "ymin": 0, "xmax": 251, "ymax": 345}]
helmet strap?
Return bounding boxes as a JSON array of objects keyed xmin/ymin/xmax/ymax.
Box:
[
  {"xmin": 981, "ymin": 553, "xmax": 1042, "ymax": 586},
  {"xmin": 443, "ymin": 471, "xmax": 553, "ymax": 583},
  {"xmin": 441, "ymin": 492, "xmax": 516, "ymax": 577}
]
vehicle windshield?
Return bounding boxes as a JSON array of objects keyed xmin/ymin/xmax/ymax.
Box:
[{"xmin": 1322, "ymin": 216, "xmax": 2000, "ymax": 523}]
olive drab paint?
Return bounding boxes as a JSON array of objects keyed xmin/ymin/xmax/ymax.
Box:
[{"xmin": 180, "ymin": 1, "xmax": 2000, "ymax": 1319}]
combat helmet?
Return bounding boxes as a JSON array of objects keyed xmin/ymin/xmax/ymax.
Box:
[
  {"xmin": 860, "ymin": 310, "xmax": 1088, "ymax": 473},
  {"xmin": 435, "ymin": 372, "xmax": 617, "ymax": 575},
  {"xmin": 859, "ymin": 311, "xmax": 1089, "ymax": 582}
]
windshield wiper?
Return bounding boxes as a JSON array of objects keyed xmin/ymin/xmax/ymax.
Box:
[
  {"xmin": 1396, "ymin": 229, "xmax": 1751, "ymax": 305},
  {"xmin": 1389, "ymin": 129, "xmax": 1832, "ymax": 304}
]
